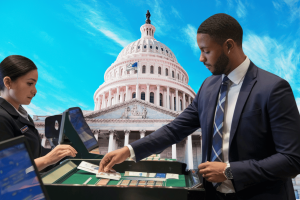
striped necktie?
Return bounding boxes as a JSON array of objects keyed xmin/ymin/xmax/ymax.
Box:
[{"xmin": 211, "ymin": 76, "xmax": 230, "ymax": 187}]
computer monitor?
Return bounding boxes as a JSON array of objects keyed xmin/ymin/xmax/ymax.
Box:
[
  {"xmin": 68, "ymin": 108, "xmax": 98, "ymax": 151},
  {"xmin": 0, "ymin": 136, "xmax": 50, "ymax": 200},
  {"xmin": 58, "ymin": 107, "xmax": 101, "ymax": 159}
]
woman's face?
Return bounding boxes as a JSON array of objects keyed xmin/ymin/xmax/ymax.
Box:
[{"xmin": 9, "ymin": 69, "xmax": 38, "ymax": 105}]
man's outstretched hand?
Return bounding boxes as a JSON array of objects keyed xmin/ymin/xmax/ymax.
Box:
[{"xmin": 99, "ymin": 146, "xmax": 131, "ymax": 173}]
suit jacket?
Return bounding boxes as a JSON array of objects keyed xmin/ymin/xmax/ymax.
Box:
[
  {"xmin": 0, "ymin": 98, "xmax": 41, "ymax": 159},
  {"xmin": 130, "ymin": 61, "xmax": 300, "ymax": 200}
]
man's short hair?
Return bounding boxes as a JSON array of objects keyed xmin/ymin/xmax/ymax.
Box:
[{"xmin": 197, "ymin": 13, "xmax": 243, "ymax": 46}]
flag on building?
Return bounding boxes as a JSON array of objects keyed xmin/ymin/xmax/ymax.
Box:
[{"xmin": 126, "ymin": 62, "xmax": 138, "ymax": 71}]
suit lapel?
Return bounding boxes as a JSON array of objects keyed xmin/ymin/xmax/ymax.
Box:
[
  {"xmin": 229, "ymin": 62, "xmax": 258, "ymax": 146},
  {"xmin": 205, "ymin": 76, "xmax": 222, "ymax": 162}
]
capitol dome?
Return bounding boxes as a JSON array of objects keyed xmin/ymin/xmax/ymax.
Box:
[{"xmin": 94, "ymin": 11, "xmax": 196, "ymax": 112}]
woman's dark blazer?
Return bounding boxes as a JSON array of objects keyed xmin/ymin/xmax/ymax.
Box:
[{"xmin": 0, "ymin": 98, "xmax": 41, "ymax": 159}]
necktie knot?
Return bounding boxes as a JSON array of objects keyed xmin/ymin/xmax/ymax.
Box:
[{"xmin": 222, "ymin": 76, "xmax": 230, "ymax": 85}]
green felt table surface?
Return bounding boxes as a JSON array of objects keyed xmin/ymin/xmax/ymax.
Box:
[{"xmin": 62, "ymin": 170, "xmax": 186, "ymax": 187}]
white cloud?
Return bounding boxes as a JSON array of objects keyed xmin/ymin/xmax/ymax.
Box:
[
  {"xmin": 227, "ymin": 0, "xmax": 234, "ymax": 8},
  {"xmin": 272, "ymin": 1, "xmax": 282, "ymax": 10},
  {"xmin": 236, "ymin": 0, "xmax": 247, "ymax": 18},
  {"xmin": 88, "ymin": 22, "xmax": 130, "ymax": 47},
  {"xmin": 40, "ymin": 31, "xmax": 54, "ymax": 44},
  {"xmin": 65, "ymin": 2, "xmax": 133, "ymax": 49},
  {"xmin": 171, "ymin": 6, "xmax": 181, "ymax": 19},
  {"xmin": 182, "ymin": 24, "xmax": 199, "ymax": 56},
  {"xmin": 24, "ymin": 103, "xmax": 61, "ymax": 116},
  {"xmin": 146, "ymin": 0, "xmax": 170, "ymax": 36},
  {"xmin": 243, "ymin": 33, "xmax": 300, "ymax": 93},
  {"xmin": 215, "ymin": 0, "xmax": 222, "ymax": 6},
  {"xmin": 32, "ymin": 54, "xmax": 66, "ymax": 89}
]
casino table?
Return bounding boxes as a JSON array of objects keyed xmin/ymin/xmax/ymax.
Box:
[{"xmin": 42, "ymin": 159, "xmax": 205, "ymax": 200}]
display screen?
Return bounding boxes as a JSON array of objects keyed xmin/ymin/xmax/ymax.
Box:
[
  {"xmin": 0, "ymin": 143, "xmax": 46, "ymax": 200},
  {"xmin": 69, "ymin": 108, "xmax": 98, "ymax": 150}
]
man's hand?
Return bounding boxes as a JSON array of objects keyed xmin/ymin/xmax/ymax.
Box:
[
  {"xmin": 198, "ymin": 161, "xmax": 227, "ymax": 182},
  {"xmin": 99, "ymin": 147, "xmax": 131, "ymax": 173}
]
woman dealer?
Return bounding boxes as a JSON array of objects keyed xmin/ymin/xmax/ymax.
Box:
[{"xmin": 0, "ymin": 55, "xmax": 77, "ymax": 171}]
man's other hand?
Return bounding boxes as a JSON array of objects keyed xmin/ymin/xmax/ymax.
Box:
[
  {"xmin": 198, "ymin": 161, "xmax": 227, "ymax": 182},
  {"xmin": 99, "ymin": 146, "xmax": 131, "ymax": 173}
]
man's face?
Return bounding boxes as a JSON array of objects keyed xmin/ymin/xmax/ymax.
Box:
[{"xmin": 197, "ymin": 33, "xmax": 229, "ymax": 75}]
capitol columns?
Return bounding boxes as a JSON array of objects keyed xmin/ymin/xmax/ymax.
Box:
[
  {"xmin": 108, "ymin": 89, "xmax": 112, "ymax": 107},
  {"xmin": 175, "ymin": 89, "xmax": 179, "ymax": 111},
  {"xmin": 140, "ymin": 130, "xmax": 146, "ymax": 138},
  {"xmin": 156, "ymin": 85, "xmax": 160, "ymax": 106},
  {"xmin": 167, "ymin": 86, "xmax": 170, "ymax": 109},
  {"xmin": 102, "ymin": 93, "xmax": 106, "ymax": 109},
  {"xmin": 136, "ymin": 83, "xmax": 139, "ymax": 100},
  {"xmin": 108, "ymin": 129, "xmax": 116, "ymax": 152},
  {"xmin": 120, "ymin": 89, "xmax": 124, "ymax": 103},
  {"xmin": 183, "ymin": 92, "xmax": 186, "ymax": 110},
  {"xmin": 172, "ymin": 144, "xmax": 177, "ymax": 160},
  {"xmin": 124, "ymin": 130, "xmax": 130, "ymax": 146},
  {"xmin": 146, "ymin": 83, "xmax": 150, "ymax": 102},
  {"xmin": 188, "ymin": 96, "xmax": 191, "ymax": 105},
  {"xmin": 125, "ymin": 85, "xmax": 129, "ymax": 101},
  {"xmin": 185, "ymin": 135, "xmax": 194, "ymax": 169},
  {"xmin": 116, "ymin": 86, "xmax": 120, "ymax": 104}
]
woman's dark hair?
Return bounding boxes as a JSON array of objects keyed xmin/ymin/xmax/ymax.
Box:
[
  {"xmin": 197, "ymin": 13, "xmax": 243, "ymax": 46},
  {"xmin": 0, "ymin": 55, "xmax": 37, "ymax": 90}
]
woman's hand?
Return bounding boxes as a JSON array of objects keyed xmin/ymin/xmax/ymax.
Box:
[{"xmin": 35, "ymin": 145, "xmax": 77, "ymax": 171}]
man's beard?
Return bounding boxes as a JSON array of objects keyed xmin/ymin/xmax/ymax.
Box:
[{"xmin": 211, "ymin": 52, "xmax": 229, "ymax": 75}]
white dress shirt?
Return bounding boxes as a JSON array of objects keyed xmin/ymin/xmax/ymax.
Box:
[
  {"xmin": 216, "ymin": 56, "xmax": 250, "ymax": 193},
  {"xmin": 127, "ymin": 56, "xmax": 250, "ymax": 193}
]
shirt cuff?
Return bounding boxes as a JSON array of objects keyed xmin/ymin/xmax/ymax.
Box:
[{"xmin": 126, "ymin": 145, "xmax": 136, "ymax": 162}]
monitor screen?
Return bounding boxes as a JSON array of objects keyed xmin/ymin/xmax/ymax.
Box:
[
  {"xmin": 0, "ymin": 143, "xmax": 46, "ymax": 200},
  {"xmin": 68, "ymin": 108, "xmax": 98, "ymax": 150}
]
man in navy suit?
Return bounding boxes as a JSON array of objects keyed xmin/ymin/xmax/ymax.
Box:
[{"xmin": 99, "ymin": 13, "xmax": 300, "ymax": 200}]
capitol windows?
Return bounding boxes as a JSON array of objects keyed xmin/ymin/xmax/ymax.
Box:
[
  {"xmin": 142, "ymin": 65, "xmax": 146, "ymax": 73},
  {"xmin": 138, "ymin": 46, "xmax": 140, "ymax": 49},
  {"xmin": 132, "ymin": 92, "xmax": 136, "ymax": 98},
  {"xmin": 166, "ymin": 50, "xmax": 168, "ymax": 53},
  {"xmin": 161, "ymin": 48, "xmax": 163, "ymax": 51},
  {"xmin": 158, "ymin": 67, "xmax": 161, "ymax": 75},
  {"xmin": 121, "ymin": 69, "xmax": 123, "ymax": 76},
  {"xmin": 141, "ymin": 92, "xmax": 145, "ymax": 100},
  {"xmin": 150, "ymin": 92, "xmax": 154, "ymax": 103},
  {"xmin": 160, "ymin": 93, "xmax": 163, "ymax": 106},
  {"xmin": 165, "ymin": 68, "xmax": 168, "ymax": 76},
  {"xmin": 177, "ymin": 74, "xmax": 179, "ymax": 80},
  {"xmin": 172, "ymin": 71, "xmax": 175, "ymax": 78},
  {"xmin": 127, "ymin": 70, "xmax": 130, "ymax": 74},
  {"xmin": 156, "ymin": 46, "xmax": 158, "ymax": 50},
  {"xmin": 144, "ymin": 45, "xmax": 146, "ymax": 49},
  {"xmin": 150, "ymin": 66, "xmax": 154, "ymax": 74},
  {"xmin": 150, "ymin": 46, "xmax": 152, "ymax": 49}
]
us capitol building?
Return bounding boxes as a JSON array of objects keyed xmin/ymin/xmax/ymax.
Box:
[{"xmin": 34, "ymin": 11, "xmax": 202, "ymax": 170}]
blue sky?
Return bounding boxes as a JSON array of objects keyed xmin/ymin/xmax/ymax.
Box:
[{"xmin": 0, "ymin": 0, "xmax": 299, "ymax": 115}]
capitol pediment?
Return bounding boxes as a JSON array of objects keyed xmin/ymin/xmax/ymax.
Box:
[{"xmin": 84, "ymin": 99, "xmax": 179, "ymax": 120}]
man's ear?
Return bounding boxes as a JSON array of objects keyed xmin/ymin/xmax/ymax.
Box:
[
  {"xmin": 225, "ymin": 39, "xmax": 234, "ymax": 54},
  {"xmin": 3, "ymin": 76, "xmax": 12, "ymax": 90}
]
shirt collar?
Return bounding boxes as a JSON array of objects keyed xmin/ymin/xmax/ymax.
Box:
[{"xmin": 223, "ymin": 56, "xmax": 250, "ymax": 85}]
